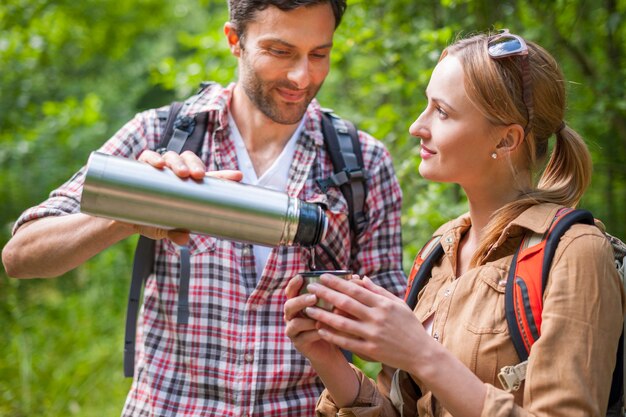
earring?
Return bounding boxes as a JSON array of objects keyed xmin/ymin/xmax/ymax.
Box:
[{"xmin": 491, "ymin": 152, "xmax": 497, "ymax": 159}]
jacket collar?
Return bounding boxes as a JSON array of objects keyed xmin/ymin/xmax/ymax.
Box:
[{"xmin": 431, "ymin": 203, "xmax": 566, "ymax": 262}]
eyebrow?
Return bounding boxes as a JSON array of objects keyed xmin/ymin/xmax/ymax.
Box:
[
  {"xmin": 425, "ymin": 90, "xmax": 457, "ymax": 113},
  {"xmin": 259, "ymin": 38, "xmax": 334, "ymax": 50}
]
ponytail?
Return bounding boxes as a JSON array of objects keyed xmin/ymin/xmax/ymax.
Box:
[{"xmin": 537, "ymin": 124, "xmax": 592, "ymax": 206}]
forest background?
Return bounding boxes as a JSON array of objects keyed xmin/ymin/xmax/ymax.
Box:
[{"xmin": 1, "ymin": 0, "xmax": 625, "ymax": 415}]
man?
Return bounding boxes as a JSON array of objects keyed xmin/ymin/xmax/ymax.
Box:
[{"xmin": 2, "ymin": 1, "xmax": 406, "ymax": 415}]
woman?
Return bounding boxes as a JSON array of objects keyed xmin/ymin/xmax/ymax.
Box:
[{"xmin": 283, "ymin": 30, "xmax": 625, "ymax": 416}]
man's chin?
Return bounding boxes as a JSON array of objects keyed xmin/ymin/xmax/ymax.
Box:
[{"xmin": 267, "ymin": 103, "xmax": 309, "ymax": 125}]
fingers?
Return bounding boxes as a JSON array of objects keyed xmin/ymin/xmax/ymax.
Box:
[
  {"xmin": 318, "ymin": 274, "xmax": 382, "ymax": 310},
  {"xmin": 138, "ymin": 149, "xmax": 166, "ymax": 168},
  {"xmin": 138, "ymin": 149, "xmax": 244, "ymax": 184},
  {"xmin": 138, "ymin": 149, "xmax": 206, "ymax": 180},
  {"xmin": 285, "ymin": 275, "xmax": 305, "ymax": 299},
  {"xmin": 168, "ymin": 230, "xmax": 191, "ymax": 245},
  {"xmin": 285, "ymin": 316, "xmax": 318, "ymax": 339},
  {"xmin": 207, "ymin": 170, "xmax": 243, "ymax": 182},
  {"xmin": 131, "ymin": 224, "xmax": 190, "ymax": 245},
  {"xmin": 316, "ymin": 326, "xmax": 366, "ymax": 354},
  {"xmin": 133, "ymin": 224, "xmax": 168, "ymax": 240},
  {"xmin": 166, "ymin": 151, "xmax": 206, "ymax": 179},
  {"xmin": 284, "ymin": 292, "xmax": 318, "ymax": 321},
  {"xmin": 306, "ymin": 282, "xmax": 369, "ymax": 321},
  {"xmin": 304, "ymin": 307, "xmax": 364, "ymax": 348},
  {"xmin": 360, "ymin": 276, "xmax": 399, "ymax": 300}
]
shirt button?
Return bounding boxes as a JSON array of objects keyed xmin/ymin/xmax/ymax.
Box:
[
  {"xmin": 242, "ymin": 246, "xmax": 251, "ymax": 256},
  {"xmin": 443, "ymin": 289, "xmax": 451, "ymax": 297},
  {"xmin": 244, "ymin": 353, "xmax": 254, "ymax": 363},
  {"xmin": 445, "ymin": 236, "xmax": 453, "ymax": 244},
  {"xmin": 433, "ymin": 332, "xmax": 439, "ymax": 341}
]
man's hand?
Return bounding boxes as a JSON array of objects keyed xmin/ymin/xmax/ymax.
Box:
[
  {"xmin": 131, "ymin": 150, "xmax": 244, "ymax": 245},
  {"xmin": 138, "ymin": 149, "xmax": 209, "ymax": 180}
]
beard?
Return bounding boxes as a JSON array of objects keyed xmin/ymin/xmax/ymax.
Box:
[{"xmin": 239, "ymin": 56, "xmax": 323, "ymax": 125}]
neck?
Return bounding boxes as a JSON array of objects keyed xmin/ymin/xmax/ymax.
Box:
[
  {"xmin": 463, "ymin": 168, "xmax": 530, "ymax": 237},
  {"xmin": 230, "ymin": 83, "xmax": 302, "ymax": 151},
  {"xmin": 455, "ymin": 188, "xmax": 518, "ymax": 277},
  {"xmin": 463, "ymin": 183, "xmax": 521, "ymax": 240}
]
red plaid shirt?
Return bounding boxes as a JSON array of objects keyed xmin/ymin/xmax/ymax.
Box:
[{"xmin": 14, "ymin": 83, "xmax": 406, "ymax": 416}]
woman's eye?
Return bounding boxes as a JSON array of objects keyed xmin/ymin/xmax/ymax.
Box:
[{"xmin": 436, "ymin": 107, "xmax": 448, "ymax": 118}]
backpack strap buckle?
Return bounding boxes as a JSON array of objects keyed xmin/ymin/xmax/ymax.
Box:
[
  {"xmin": 498, "ymin": 361, "xmax": 528, "ymax": 392},
  {"xmin": 316, "ymin": 167, "xmax": 367, "ymax": 192}
]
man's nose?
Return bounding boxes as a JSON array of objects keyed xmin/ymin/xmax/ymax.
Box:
[{"xmin": 287, "ymin": 58, "xmax": 311, "ymax": 89}]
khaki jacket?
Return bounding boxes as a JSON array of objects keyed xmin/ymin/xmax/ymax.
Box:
[{"xmin": 317, "ymin": 203, "xmax": 625, "ymax": 416}]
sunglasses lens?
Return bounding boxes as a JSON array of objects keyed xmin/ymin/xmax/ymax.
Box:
[{"xmin": 488, "ymin": 37, "xmax": 524, "ymax": 57}]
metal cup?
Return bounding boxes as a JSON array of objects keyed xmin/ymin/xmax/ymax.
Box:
[{"xmin": 298, "ymin": 270, "xmax": 352, "ymax": 311}]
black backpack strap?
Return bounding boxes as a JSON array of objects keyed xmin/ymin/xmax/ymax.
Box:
[
  {"xmin": 124, "ymin": 236, "xmax": 156, "ymax": 377},
  {"xmin": 316, "ymin": 110, "xmax": 368, "ymax": 364},
  {"xmin": 155, "ymin": 102, "xmax": 208, "ymax": 155},
  {"xmin": 538, "ymin": 209, "xmax": 594, "ymax": 290},
  {"xmin": 124, "ymin": 95, "xmax": 208, "ymax": 377},
  {"xmin": 317, "ymin": 110, "xmax": 368, "ymax": 236},
  {"xmin": 155, "ymin": 101, "xmax": 184, "ymax": 154}
]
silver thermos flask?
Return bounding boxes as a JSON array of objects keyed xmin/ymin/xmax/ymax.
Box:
[{"xmin": 80, "ymin": 152, "xmax": 328, "ymax": 247}]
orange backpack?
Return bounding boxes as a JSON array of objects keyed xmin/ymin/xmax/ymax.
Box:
[{"xmin": 404, "ymin": 208, "xmax": 626, "ymax": 415}]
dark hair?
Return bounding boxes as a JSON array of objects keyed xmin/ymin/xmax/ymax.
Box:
[{"xmin": 228, "ymin": 0, "xmax": 347, "ymax": 38}]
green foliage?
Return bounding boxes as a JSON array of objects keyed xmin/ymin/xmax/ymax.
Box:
[
  {"xmin": 1, "ymin": 0, "xmax": 625, "ymax": 415},
  {"xmin": 0, "ymin": 240, "xmax": 135, "ymax": 417}
]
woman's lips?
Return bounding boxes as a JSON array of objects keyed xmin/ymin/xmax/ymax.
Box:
[{"xmin": 420, "ymin": 143, "xmax": 436, "ymax": 159}]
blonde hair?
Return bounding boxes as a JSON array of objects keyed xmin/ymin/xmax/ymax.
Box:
[{"xmin": 442, "ymin": 32, "xmax": 592, "ymax": 266}]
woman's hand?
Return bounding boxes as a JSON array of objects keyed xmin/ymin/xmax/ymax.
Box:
[
  {"xmin": 128, "ymin": 149, "xmax": 243, "ymax": 245},
  {"xmin": 284, "ymin": 273, "xmax": 362, "ymax": 408},
  {"xmin": 304, "ymin": 275, "xmax": 429, "ymax": 373},
  {"xmin": 284, "ymin": 274, "xmax": 344, "ymax": 363}
]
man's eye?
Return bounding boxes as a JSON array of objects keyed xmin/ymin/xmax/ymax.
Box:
[{"xmin": 270, "ymin": 48, "xmax": 289, "ymax": 56}]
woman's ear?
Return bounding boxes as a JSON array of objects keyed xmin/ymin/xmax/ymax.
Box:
[
  {"xmin": 496, "ymin": 124, "xmax": 525, "ymax": 155},
  {"xmin": 224, "ymin": 23, "xmax": 241, "ymax": 56}
]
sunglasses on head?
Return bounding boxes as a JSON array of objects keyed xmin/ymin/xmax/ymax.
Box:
[{"xmin": 487, "ymin": 29, "xmax": 534, "ymax": 136}]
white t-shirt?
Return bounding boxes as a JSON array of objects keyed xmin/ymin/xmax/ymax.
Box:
[{"xmin": 228, "ymin": 113, "xmax": 306, "ymax": 280}]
